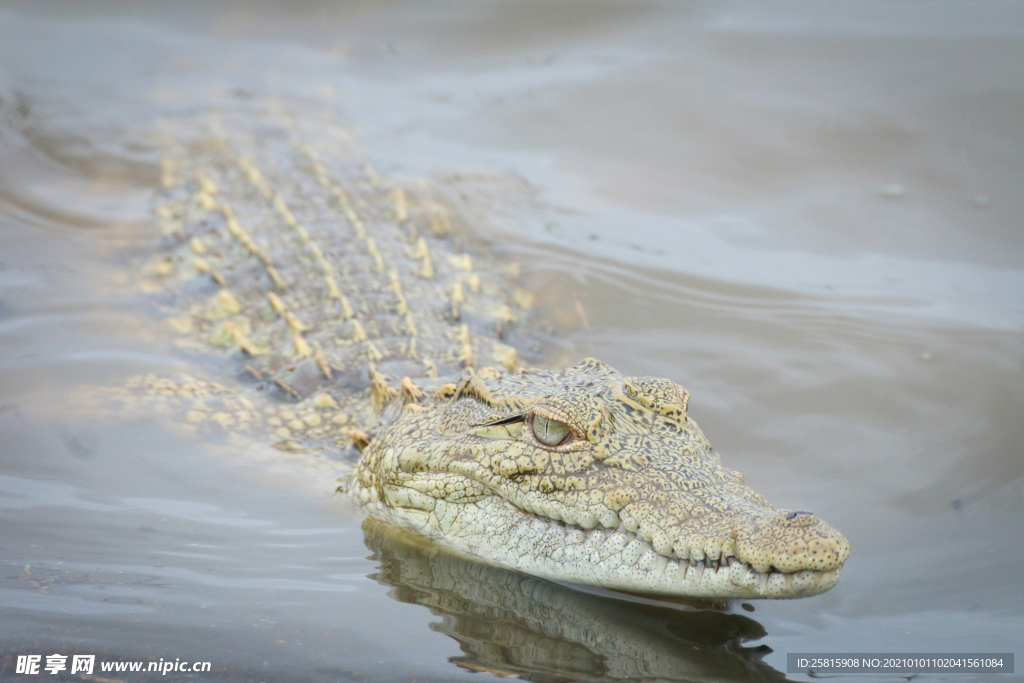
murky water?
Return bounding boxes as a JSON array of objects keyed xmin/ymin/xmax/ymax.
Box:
[{"xmin": 1, "ymin": 2, "xmax": 1022, "ymax": 681}]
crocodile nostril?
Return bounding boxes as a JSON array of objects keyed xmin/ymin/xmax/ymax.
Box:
[{"xmin": 777, "ymin": 510, "xmax": 817, "ymax": 527}]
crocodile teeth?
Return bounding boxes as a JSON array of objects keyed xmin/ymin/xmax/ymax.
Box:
[{"xmin": 383, "ymin": 493, "xmax": 844, "ymax": 598}]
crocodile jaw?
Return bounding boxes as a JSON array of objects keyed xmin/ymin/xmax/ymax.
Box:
[{"xmin": 357, "ymin": 489, "xmax": 845, "ymax": 600}]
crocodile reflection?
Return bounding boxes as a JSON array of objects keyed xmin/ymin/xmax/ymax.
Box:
[{"xmin": 362, "ymin": 518, "xmax": 788, "ymax": 683}]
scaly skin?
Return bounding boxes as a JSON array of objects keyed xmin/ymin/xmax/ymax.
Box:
[
  {"xmin": 122, "ymin": 105, "xmax": 848, "ymax": 600},
  {"xmin": 354, "ymin": 360, "xmax": 848, "ymax": 599}
]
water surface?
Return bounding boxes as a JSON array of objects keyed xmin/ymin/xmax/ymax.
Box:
[{"xmin": 1, "ymin": 2, "xmax": 1022, "ymax": 681}]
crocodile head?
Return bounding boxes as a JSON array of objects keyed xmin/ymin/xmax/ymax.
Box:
[{"xmin": 354, "ymin": 358, "xmax": 849, "ymax": 599}]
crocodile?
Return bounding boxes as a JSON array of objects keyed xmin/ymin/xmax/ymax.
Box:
[{"xmin": 116, "ymin": 104, "xmax": 848, "ymax": 601}]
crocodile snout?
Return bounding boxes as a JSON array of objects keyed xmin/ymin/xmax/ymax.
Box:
[{"xmin": 736, "ymin": 509, "xmax": 850, "ymax": 574}]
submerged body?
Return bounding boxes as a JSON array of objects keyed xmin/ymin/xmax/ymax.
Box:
[
  {"xmin": 132, "ymin": 106, "xmax": 848, "ymax": 600},
  {"xmin": 365, "ymin": 518, "xmax": 786, "ymax": 682}
]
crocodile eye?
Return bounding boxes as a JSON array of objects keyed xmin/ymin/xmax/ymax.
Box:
[{"xmin": 532, "ymin": 415, "xmax": 571, "ymax": 447}]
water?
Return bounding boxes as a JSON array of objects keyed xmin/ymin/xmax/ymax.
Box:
[{"xmin": 1, "ymin": 1, "xmax": 1022, "ymax": 681}]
